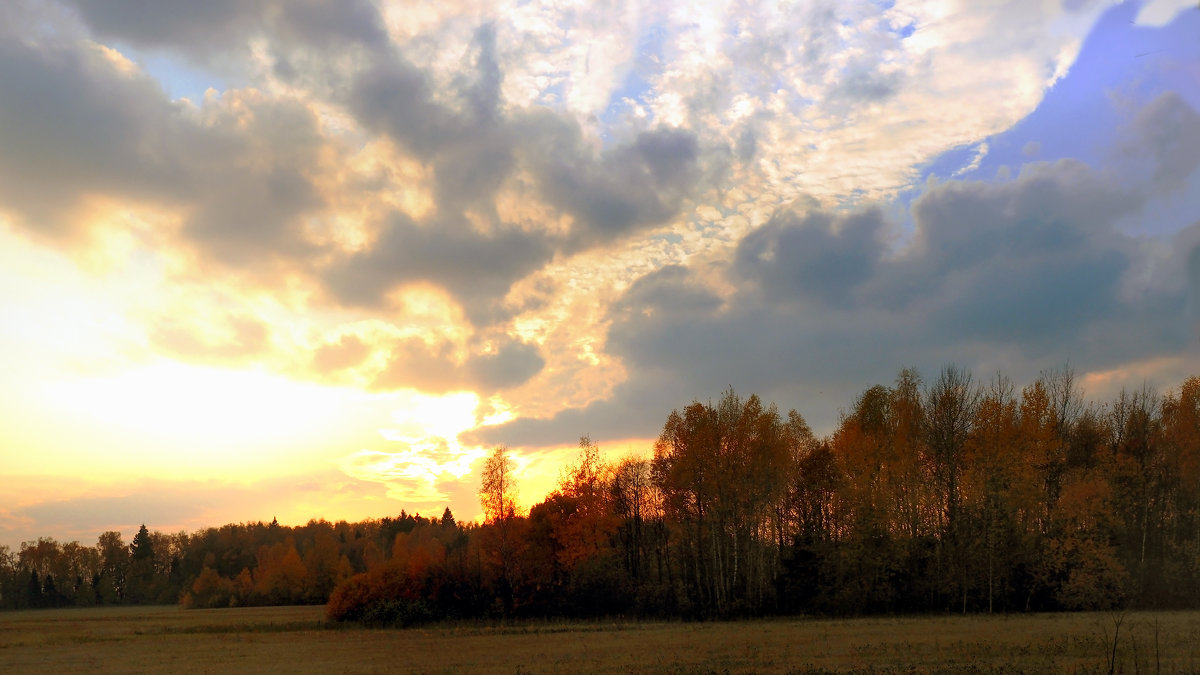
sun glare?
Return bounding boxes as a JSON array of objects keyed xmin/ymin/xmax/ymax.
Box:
[
  {"xmin": 377, "ymin": 390, "xmax": 480, "ymax": 447},
  {"xmin": 337, "ymin": 390, "xmax": 494, "ymax": 505},
  {"xmin": 32, "ymin": 361, "xmax": 387, "ymax": 476}
]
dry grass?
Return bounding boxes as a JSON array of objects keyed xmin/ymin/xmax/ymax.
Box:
[{"xmin": 2, "ymin": 606, "xmax": 1199, "ymax": 673}]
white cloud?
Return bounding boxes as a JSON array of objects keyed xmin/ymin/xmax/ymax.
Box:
[{"xmin": 1135, "ymin": 0, "xmax": 1196, "ymax": 26}]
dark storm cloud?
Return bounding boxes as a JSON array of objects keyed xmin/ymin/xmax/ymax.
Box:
[
  {"xmin": 349, "ymin": 39, "xmax": 711, "ymax": 249},
  {"xmin": 867, "ymin": 160, "xmax": 1142, "ymax": 309},
  {"xmin": 0, "ymin": 24, "xmax": 332, "ymax": 272},
  {"xmin": 333, "ymin": 25, "xmax": 715, "ymax": 322},
  {"xmin": 1188, "ymin": 239, "xmax": 1200, "ymax": 319},
  {"xmin": 271, "ymin": 0, "xmax": 388, "ymax": 49},
  {"xmin": 0, "ymin": 34, "xmax": 178, "ymax": 239},
  {"xmin": 178, "ymin": 96, "xmax": 329, "ymax": 266},
  {"xmin": 876, "ymin": 159, "xmax": 1144, "ymax": 344},
  {"xmin": 347, "ymin": 25, "xmax": 513, "ymax": 213},
  {"xmin": 62, "ymin": 0, "xmax": 387, "ymax": 55},
  {"xmin": 349, "ymin": 51, "xmax": 469, "ymax": 159},
  {"xmin": 525, "ymin": 120, "xmax": 711, "ymax": 252},
  {"xmin": 322, "ymin": 212, "xmax": 556, "ymax": 322},
  {"xmin": 735, "ymin": 208, "xmax": 886, "ymax": 307},
  {"xmin": 466, "ymin": 337, "xmax": 547, "ymax": 391},
  {"xmin": 613, "ymin": 265, "xmax": 722, "ymax": 317},
  {"xmin": 63, "ymin": 0, "xmax": 253, "ymax": 52},
  {"xmin": 481, "ymin": 153, "xmax": 1192, "ymax": 447},
  {"xmin": 1, "ymin": 11, "xmax": 714, "ymax": 340},
  {"xmin": 370, "ymin": 335, "xmax": 546, "ymax": 394},
  {"xmin": 463, "ymin": 23, "xmax": 503, "ymax": 124},
  {"xmin": 1125, "ymin": 91, "xmax": 1200, "ymax": 193}
]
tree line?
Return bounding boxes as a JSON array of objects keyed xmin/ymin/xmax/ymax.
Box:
[
  {"xmin": 0, "ymin": 514, "xmax": 457, "ymax": 610},
  {"xmin": 3, "ymin": 366, "xmax": 1198, "ymax": 622},
  {"xmin": 329, "ymin": 366, "xmax": 1200, "ymax": 622}
]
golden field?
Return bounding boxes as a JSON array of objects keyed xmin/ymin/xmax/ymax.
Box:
[{"xmin": 2, "ymin": 605, "xmax": 1199, "ymax": 673}]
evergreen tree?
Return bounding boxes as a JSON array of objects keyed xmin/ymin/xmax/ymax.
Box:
[
  {"xmin": 26, "ymin": 570, "xmax": 42, "ymax": 609},
  {"xmin": 130, "ymin": 525, "xmax": 155, "ymax": 562},
  {"xmin": 126, "ymin": 525, "xmax": 156, "ymax": 604}
]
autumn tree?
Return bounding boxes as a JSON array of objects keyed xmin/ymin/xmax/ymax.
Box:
[
  {"xmin": 553, "ymin": 437, "xmax": 617, "ymax": 567},
  {"xmin": 7, "ymin": 368, "xmax": 1200, "ymax": 620},
  {"xmin": 252, "ymin": 539, "xmax": 309, "ymax": 604},
  {"xmin": 923, "ymin": 364, "xmax": 979, "ymax": 611},
  {"xmin": 827, "ymin": 387, "xmax": 898, "ymax": 612},
  {"xmin": 96, "ymin": 531, "xmax": 128, "ymax": 604},
  {"xmin": 0, "ymin": 546, "xmax": 17, "ymax": 609},
  {"xmin": 1109, "ymin": 384, "xmax": 1169, "ymax": 601},
  {"xmin": 479, "ymin": 445, "xmax": 520, "ymax": 613},
  {"xmin": 809, "ymin": 371, "xmax": 935, "ymax": 614},
  {"xmin": 303, "ymin": 528, "xmax": 353, "ymax": 602},
  {"xmin": 610, "ymin": 455, "xmax": 665, "ymax": 591},
  {"xmin": 653, "ymin": 389, "xmax": 794, "ymax": 615},
  {"xmin": 963, "ymin": 373, "xmax": 1037, "ymax": 612},
  {"xmin": 540, "ymin": 436, "xmax": 625, "ymax": 614},
  {"xmin": 481, "ymin": 445, "xmax": 518, "ymax": 523}
]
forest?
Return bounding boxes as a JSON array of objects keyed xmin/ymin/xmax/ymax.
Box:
[{"xmin": 2, "ymin": 366, "xmax": 1198, "ymax": 624}]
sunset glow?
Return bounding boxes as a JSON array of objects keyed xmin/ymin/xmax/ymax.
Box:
[{"xmin": 1, "ymin": 0, "xmax": 1197, "ymax": 550}]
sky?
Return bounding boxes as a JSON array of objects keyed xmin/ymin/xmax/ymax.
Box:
[{"xmin": 1, "ymin": 0, "xmax": 1198, "ymax": 550}]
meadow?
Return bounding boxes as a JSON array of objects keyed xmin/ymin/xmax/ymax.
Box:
[{"xmin": 2, "ymin": 606, "xmax": 1199, "ymax": 674}]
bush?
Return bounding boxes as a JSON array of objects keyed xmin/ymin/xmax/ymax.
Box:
[{"xmin": 326, "ymin": 560, "xmax": 446, "ymax": 626}]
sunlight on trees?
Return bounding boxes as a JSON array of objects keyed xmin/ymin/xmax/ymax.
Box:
[{"xmin": 4, "ymin": 371, "xmax": 1200, "ymax": 623}]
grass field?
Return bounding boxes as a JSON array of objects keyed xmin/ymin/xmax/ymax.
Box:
[{"xmin": 2, "ymin": 605, "xmax": 1199, "ymax": 673}]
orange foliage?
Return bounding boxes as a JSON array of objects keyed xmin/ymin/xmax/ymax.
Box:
[{"xmin": 253, "ymin": 540, "xmax": 308, "ymax": 604}]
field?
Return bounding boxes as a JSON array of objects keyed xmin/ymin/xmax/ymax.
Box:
[{"xmin": 2, "ymin": 606, "xmax": 1200, "ymax": 674}]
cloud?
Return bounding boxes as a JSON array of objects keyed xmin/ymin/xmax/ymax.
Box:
[
  {"xmin": 0, "ymin": 24, "xmax": 340, "ymax": 286},
  {"xmin": 62, "ymin": 0, "xmax": 257, "ymax": 53},
  {"xmin": 613, "ymin": 264, "xmax": 722, "ymax": 316},
  {"xmin": 369, "ymin": 334, "xmax": 545, "ymax": 394},
  {"xmin": 735, "ymin": 207, "xmax": 887, "ymax": 308},
  {"xmin": 311, "ymin": 334, "xmax": 371, "ymax": 374},
  {"xmin": 466, "ymin": 337, "xmax": 546, "ymax": 391},
  {"xmin": 149, "ymin": 311, "xmax": 273, "ymax": 366},
  {"xmin": 348, "ymin": 47, "xmax": 480, "ymax": 162},
  {"xmin": 2, "ymin": 0, "xmax": 1107, "ymax": 325},
  {"xmin": 0, "ymin": 32, "xmax": 177, "ymax": 241},
  {"xmin": 178, "ymin": 94, "xmax": 329, "ymax": 267},
  {"xmin": 348, "ymin": 40, "xmax": 714, "ymax": 249},
  {"xmin": 0, "ymin": 7, "xmax": 717, "ymax": 343},
  {"xmin": 2, "ymin": 0, "xmax": 1199, "ymax": 535},
  {"xmin": 61, "ymin": 0, "xmax": 388, "ymax": 58},
  {"xmin": 1124, "ymin": 91, "xmax": 1200, "ymax": 193},
  {"xmin": 321, "ymin": 211, "xmax": 556, "ymax": 322},
  {"xmin": 481, "ymin": 146, "xmax": 1194, "ymax": 445},
  {"xmin": 541, "ymin": 126, "xmax": 716, "ymax": 252},
  {"xmin": 331, "ymin": 30, "xmax": 717, "ymax": 322}
]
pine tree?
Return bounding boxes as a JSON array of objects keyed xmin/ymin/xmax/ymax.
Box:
[
  {"xmin": 126, "ymin": 525, "xmax": 156, "ymax": 604},
  {"xmin": 130, "ymin": 524, "xmax": 155, "ymax": 562}
]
